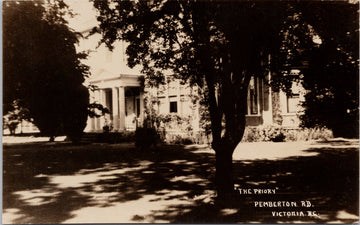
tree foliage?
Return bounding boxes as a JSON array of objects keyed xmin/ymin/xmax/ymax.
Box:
[
  {"xmin": 271, "ymin": 2, "xmax": 359, "ymax": 138},
  {"xmin": 92, "ymin": 0, "xmax": 290, "ymax": 196},
  {"xmin": 3, "ymin": 0, "xmax": 90, "ymax": 141},
  {"xmin": 3, "ymin": 100, "xmax": 31, "ymax": 135},
  {"xmin": 297, "ymin": 2, "xmax": 359, "ymax": 138},
  {"xmin": 91, "ymin": 0, "xmax": 359, "ymax": 195}
]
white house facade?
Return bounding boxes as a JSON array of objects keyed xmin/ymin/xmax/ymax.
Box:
[{"xmin": 85, "ymin": 63, "xmax": 305, "ymax": 134}]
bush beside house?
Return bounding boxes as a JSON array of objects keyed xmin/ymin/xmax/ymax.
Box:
[{"xmin": 242, "ymin": 125, "xmax": 333, "ymax": 142}]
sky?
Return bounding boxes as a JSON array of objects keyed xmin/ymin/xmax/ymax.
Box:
[
  {"xmin": 64, "ymin": 0, "xmax": 142, "ymax": 78},
  {"xmin": 64, "ymin": 0, "xmax": 98, "ymax": 33}
]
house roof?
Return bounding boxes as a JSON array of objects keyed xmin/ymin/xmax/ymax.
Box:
[{"xmin": 90, "ymin": 69, "xmax": 142, "ymax": 83}]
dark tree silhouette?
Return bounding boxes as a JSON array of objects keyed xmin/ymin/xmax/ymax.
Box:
[
  {"xmin": 92, "ymin": 0, "xmax": 289, "ymax": 197},
  {"xmin": 3, "ymin": 0, "xmax": 90, "ymax": 142},
  {"xmin": 270, "ymin": 2, "xmax": 359, "ymax": 138},
  {"xmin": 91, "ymin": 0, "xmax": 358, "ymax": 196},
  {"xmin": 298, "ymin": 2, "xmax": 359, "ymax": 138}
]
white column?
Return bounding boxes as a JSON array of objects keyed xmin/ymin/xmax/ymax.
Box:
[
  {"xmin": 165, "ymin": 81, "xmax": 170, "ymax": 113},
  {"xmin": 100, "ymin": 89, "xmax": 106, "ymax": 129},
  {"xmin": 89, "ymin": 90, "xmax": 96, "ymax": 131},
  {"xmin": 119, "ymin": 86, "xmax": 126, "ymax": 131},
  {"xmin": 95, "ymin": 90, "xmax": 101, "ymax": 131},
  {"xmin": 112, "ymin": 87, "xmax": 119, "ymax": 131},
  {"xmin": 263, "ymin": 54, "xmax": 273, "ymax": 125},
  {"xmin": 90, "ymin": 115, "xmax": 95, "ymax": 132},
  {"xmin": 263, "ymin": 73, "xmax": 273, "ymax": 125},
  {"xmin": 177, "ymin": 80, "xmax": 181, "ymax": 115},
  {"xmin": 266, "ymin": 72, "xmax": 273, "ymax": 124}
]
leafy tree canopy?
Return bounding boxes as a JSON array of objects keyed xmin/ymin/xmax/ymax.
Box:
[
  {"xmin": 3, "ymin": 0, "xmax": 90, "ymax": 141},
  {"xmin": 91, "ymin": 0, "xmax": 359, "ymax": 195},
  {"xmin": 297, "ymin": 2, "xmax": 359, "ymax": 138},
  {"xmin": 271, "ymin": 1, "xmax": 359, "ymax": 137}
]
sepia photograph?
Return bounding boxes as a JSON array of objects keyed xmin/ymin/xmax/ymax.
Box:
[{"xmin": 2, "ymin": 0, "xmax": 359, "ymax": 223}]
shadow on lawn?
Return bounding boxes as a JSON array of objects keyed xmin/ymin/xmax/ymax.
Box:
[{"xmin": 2, "ymin": 140, "xmax": 359, "ymax": 223}]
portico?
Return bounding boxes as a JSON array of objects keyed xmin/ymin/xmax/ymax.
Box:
[{"xmin": 87, "ymin": 73, "xmax": 145, "ymax": 132}]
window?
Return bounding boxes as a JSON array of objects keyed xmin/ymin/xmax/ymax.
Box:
[
  {"xmin": 170, "ymin": 101, "xmax": 178, "ymax": 113},
  {"xmin": 250, "ymin": 89, "xmax": 258, "ymax": 114},
  {"xmin": 286, "ymin": 81, "xmax": 302, "ymax": 113},
  {"xmin": 287, "ymin": 94, "xmax": 300, "ymax": 113},
  {"xmin": 248, "ymin": 77, "xmax": 259, "ymax": 115}
]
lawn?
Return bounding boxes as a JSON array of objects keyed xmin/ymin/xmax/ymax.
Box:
[{"xmin": 2, "ymin": 137, "xmax": 359, "ymax": 223}]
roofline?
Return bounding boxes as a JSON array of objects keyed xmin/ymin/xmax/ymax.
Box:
[{"xmin": 90, "ymin": 74, "xmax": 144, "ymax": 83}]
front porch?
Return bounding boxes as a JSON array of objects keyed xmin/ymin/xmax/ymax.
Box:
[{"xmin": 86, "ymin": 74, "xmax": 145, "ymax": 132}]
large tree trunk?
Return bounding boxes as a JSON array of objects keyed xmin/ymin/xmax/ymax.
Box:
[
  {"xmin": 214, "ymin": 76, "xmax": 249, "ymax": 198},
  {"xmin": 215, "ymin": 144, "xmax": 235, "ymax": 197},
  {"xmin": 191, "ymin": 6, "xmax": 251, "ymax": 198},
  {"xmin": 213, "ymin": 116, "xmax": 247, "ymax": 198}
]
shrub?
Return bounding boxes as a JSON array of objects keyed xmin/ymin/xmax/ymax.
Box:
[
  {"xmin": 242, "ymin": 125, "xmax": 333, "ymax": 142},
  {"xmin": 271, "ymin": 132, "xmax": 286, "ymax": 142},
  {"xmin": 94, "ymin": 132, "xmax": 134, "ymax": 144},
  {"xmin": 284, "ymin": 127, "xmax": 333, "ymax": 141},
  {"xmin": 171, "ymin": 135, "xmax": 184, "ymax": 144},
  {"xmin": 6, "ymin": 121, "xmax": 19, "ymax": 135},
  {"xmin": 102, "ymin": 124, "xmax": 113, "ymax": 133},
  {"xmin": 147, "ymin": 114, "xmax": 196, "ymax": 144},
  {"xmin": 243, "ymin": 125, "xmax": 285, "ymax": 142},
  {"xmin": 264, "ymin": 125, "xmax": 285, "ymax": 142},
  {"xmin": 242, "ymin": 127, "xmax": 260, "ymax": 142},
  {"xmin": 135, "ymin": 127, "xmax": 160, "ymax": 150},
  {"xmin": 166, "ymin": 134, "xmax": 194, "ymax": 145}
]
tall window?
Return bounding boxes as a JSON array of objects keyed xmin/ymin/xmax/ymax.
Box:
[
  {"xmin": 286, "ymin": 70, "xmax": 302, "ymax": 113},
  {"xmin": 287, "ymin": 94, "xmax": 300, "ymax": 113},
  {"xmin": 286, "ymin": 81, "xmax": 301, "ymax": 113},
  {"xmin": 248, "ymin": 77, "xmax": 259, "ymax": 115}
]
